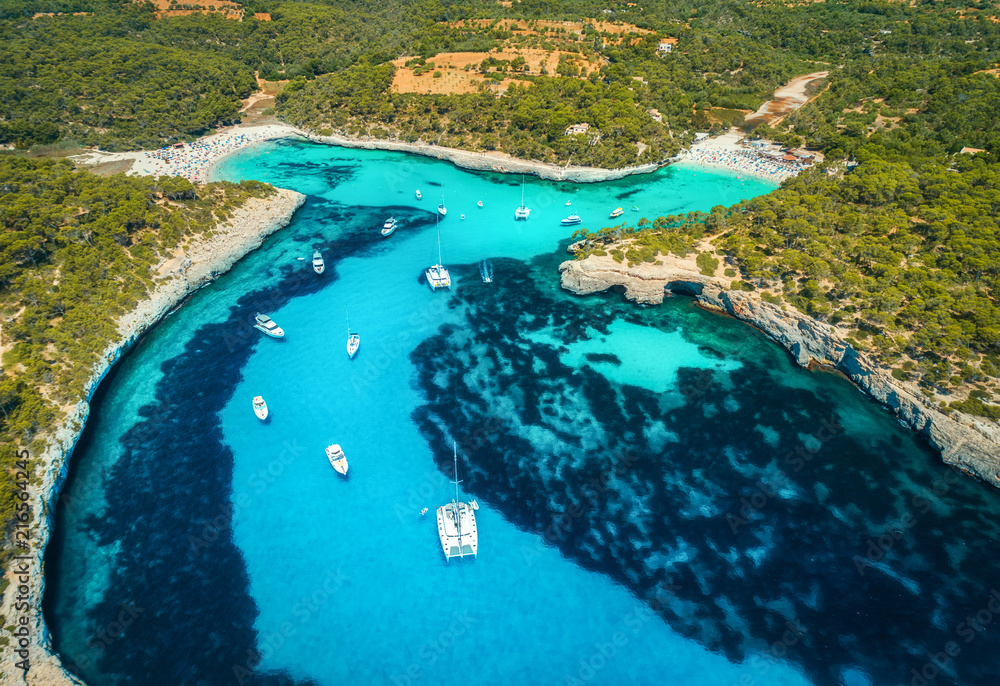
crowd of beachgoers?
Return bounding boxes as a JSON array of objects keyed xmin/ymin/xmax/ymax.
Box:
[
  {"xmin": 131, "ymin": 125, "xmax": 302, "ymax": 182},
  {"xmin": 678, "ymin": 139, "xmax": 806, "ymax": 182}
]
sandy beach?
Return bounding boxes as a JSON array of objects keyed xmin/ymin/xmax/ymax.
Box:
[
  {"xmin": 0, "ymin": 188, "xmax": 305, "ymax": 686},
  {"xmin": 675, "ymin": 132, "xmax": 807, "ymax": 183},
  {"xmin": 73, "ymin": 123, "xmax": 307, "ymax": 184},
  {"xmin": 72, "ymin": 121, "xmax": 810, "ymax": 188}
]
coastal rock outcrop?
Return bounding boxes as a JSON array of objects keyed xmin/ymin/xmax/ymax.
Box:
[
  {"xmin": 559, "ymin": 255, "xmax": 1000, "ymax": 487},
  {"xmin": 0, "ymin": 188, "xmax": 305, "ymax": 686}
]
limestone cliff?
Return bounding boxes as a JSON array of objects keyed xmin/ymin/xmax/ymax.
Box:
[{"xmin": 559, "ymin": 254, "xmax": 1000, "ymax": 487}]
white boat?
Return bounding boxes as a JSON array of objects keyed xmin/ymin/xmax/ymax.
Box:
[
  {"xmin": 610, "ymin": 207, "xmax": 624, "ymax": 218},
  {"xmin": 254, "ymin": 313, "xmax": 284, "ymax": 338},
  {"xmin": 426, "ymin": 215, "xmax": 451, "ymax": 290},
  {"xmin": 561, "ymin": 214, "xmax": 582, "ymax": 226},
  {"xmin": 460, "ymin": 214, "xmax": 465, "ymax": 220},
  {"xmin": 346, "ymin": 309, "xmax": 360, "ymax": 358},
  {"xmin": 477, "ymin": 200, "xmax": 483, "ymax": 208},
  {"xmin": 436, "ymin": 442, "xmax": 478, "ymax": 560},
  {"xmin": 416, "ymin": 189, "xmax": 422, "ymax": 199},
  {"xmin": 326, "ymin": 443, "xmax": 349, "ymax": 476},
  {"xmin": 565, "ymin": 200, "xmax": 572, "ymax": 206},
  {"xmin": 438, "ymin": 202, "xmax": 447, "ymax": 217},
  {"xmin": 479, "ymin": 259, "xmax": 493, "ymax": 284},
  {"xmin": 312, "ymin": 250, "xmax": 325, "ymax": 274},
  {"xmin": 252, "ymin": 395, "xmax": 268, "ymax": 421},
  {"xmin": 514, "ymin": 175, "xmax": 530, "ymax": 220},
  {"xmin": 381, "ymin": 217, "xmax": 397, "ymax": 237}
]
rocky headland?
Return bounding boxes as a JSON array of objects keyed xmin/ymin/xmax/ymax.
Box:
[
  {"xmin": 559, "ymin": 251, "xmax": 1000, "ymax": 487},
  {"xmin": 0, "ymin": 188, "xmax": 305, "ymax": 685}
]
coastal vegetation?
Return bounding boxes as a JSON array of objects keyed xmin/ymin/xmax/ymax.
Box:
[{"xmin": 0, "ymin": 156, "xmax": 274, "ymax": 562}]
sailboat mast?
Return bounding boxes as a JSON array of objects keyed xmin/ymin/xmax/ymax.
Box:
[
  {"xmin": 436, "ymin": 214, "xmax": 443, "ymax": 266},
  {"xmin": 453, "ymin": 442, "xmax": 462, "ymax": 542},
  {"xmin": 346, "ymin": 308, "xmax": 350, "ymax": 335}
]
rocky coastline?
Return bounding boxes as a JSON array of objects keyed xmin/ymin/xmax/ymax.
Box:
[
  {"xmin": 0, "ymin": 188, "xmax": 305, "ymax": 685},
  {"xmin": 559, "ymin": 253, "xmax": 1000, "ymax": 487}
]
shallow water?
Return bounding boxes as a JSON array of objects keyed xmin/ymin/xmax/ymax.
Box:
[{"xmin": 45, "ymin": 140, "xmax": 1000, "ymax": 686}]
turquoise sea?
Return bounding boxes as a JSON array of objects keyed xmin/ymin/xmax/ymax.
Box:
[{"xmin": 45, "ymin": 140, "xmax": 1000, "ymax": 686}]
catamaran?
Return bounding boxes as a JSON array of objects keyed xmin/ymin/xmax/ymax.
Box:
[
  {"xmin": 514, "ymin": 175, "xmax": 530, "ymax": 220},
  {"xmin": 326, "ymin": 443, "xmax": 349, "ymax": 476},
  {"xmin": 426, "ymin": 215, "xmax": 451, "ymax": 290},
  {"xmin": 560, "ymin": 214, "xmax": 582, "ymax": 226},
  {"xmin": 381, "ymin": 217, "xmax": 397, "ymax": 237},
  {"xmin": 312, "ymin": 250, "xmax": 325, "ymax": 274},
  {"xmin": 346, "ymin": 310, "xmax": 360, "ymax": 358},
  {"xmin": 254, "ymin": 313, "xmax": 284, "ymax": 339},
  {"xmin": 436, "ymin": 442, "xmax": 478, "ymax": 560},
  {"xmin": 252, "ymin": 395, "xmax": 268, "ymax": 421}
]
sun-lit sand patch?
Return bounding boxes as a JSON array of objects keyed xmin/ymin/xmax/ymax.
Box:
[
  {"xmin": 390, "ymin": 49, "xmax": 601, "ymax": 95},
  {"xmin": 144, "ymin": 0, "xmax": 244, "ymax": 20}
]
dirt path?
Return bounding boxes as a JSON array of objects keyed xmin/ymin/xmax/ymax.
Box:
[{"xmin": 744, "ymin": 71, "xmax": 830, "ymax": 128}]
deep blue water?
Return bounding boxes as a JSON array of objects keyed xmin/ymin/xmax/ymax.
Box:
[{"xmin": 44, "ymin": 140, "xmax": 1000, "ymax": 686}]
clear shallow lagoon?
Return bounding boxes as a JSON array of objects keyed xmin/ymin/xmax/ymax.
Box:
[{"xmin": 45, "ymin": 140, "xmax": 1000, "ymax": 686}]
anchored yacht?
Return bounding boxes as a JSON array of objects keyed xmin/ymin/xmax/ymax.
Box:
[
  {"xmin": 252, "ymin": 396, "xmax": 268, "ymax": 421},
  {"xmin": 326, "ymin": 444, "xmax": 349, "ymax": 476},
  {"xmin": 253, "ymin": 313, "xmax": 284, "ymax": 339}
]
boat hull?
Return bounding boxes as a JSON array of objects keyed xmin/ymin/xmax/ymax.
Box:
[
  {"xmin": 252, "ymin": 397, "xmax": 268, "ymax": 421},
  {"xmin": 436, "ymin": 501, "xmax": 478, "ymax": 560},
  {"xmin": 426, "ymin": 265, "xmax": 451, "ymax": 290},
  {"xmin": 347, "ymin": 334, "xmax": 360, "ymax": 358},
  {"xmin": 326, "ymin": 445, "xmax": 349, "ymax": 476},
  {"xmin": 253, "ymin": 324, "xmax": 285, "ymax": 338}
]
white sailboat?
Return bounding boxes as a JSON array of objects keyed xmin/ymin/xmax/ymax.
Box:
[
  {"xmin": 438, "ymin": 193, "xmax": 447, "ymax": 217},
  {"xmin": 514, "ymin": 175, "xmax": 530, "ymax": 220},
  {"xmin": 326, "ymin": 443, "xmax": 349, "ymax": 476},
  {"xmin": 425, "ymin": 214, "xmax": 451, "ymax": 290},
  {"xmin": 436, "ymin": 442, "xmax": 478, "ymax": 560},
  {"xmin": 346, "ymin": 310, "xmax": 360, "ymax": 358},
  {"xmin": 312, "ymin": 250, "xmax": 325, "ymax": 274},
  {"xmin": 252, "ymin": 395, "xmax": 268, "ymax": 421}
]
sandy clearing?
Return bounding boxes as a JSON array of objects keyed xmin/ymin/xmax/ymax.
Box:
[
  {"xmin": 743, "ymin": 71, "xmax": 830, "ymax": 128},
  {"xmin": 454, "ymin": 18, "xmax": 654, "ymax": 36},
  {"xmin": 391, "ymin": 49, "xmax": 600, "ymax": 95}
]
